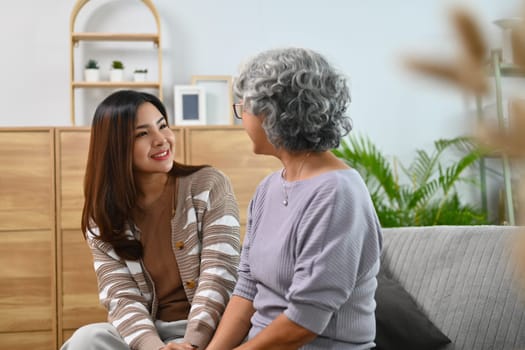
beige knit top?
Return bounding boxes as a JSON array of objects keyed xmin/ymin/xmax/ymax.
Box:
[
  {"xmin": 86, "ymin": 167, "xmax": 241, "ymax": 350},
  {"xmin": 133, "ymin": 176, "xmax": 190, "ymax": 323}
]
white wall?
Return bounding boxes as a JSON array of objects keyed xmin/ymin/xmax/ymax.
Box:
[{"xmin": 0, "ymin": 0, "xmax": 521, "ymax": 167}]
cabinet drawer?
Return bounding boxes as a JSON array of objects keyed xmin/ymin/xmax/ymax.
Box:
[
  {"xmin": 0, "ymin": 331, "xmax": 54, "ymax": 350},
  {"xmin": 60, "ymin": 229, "xmax": 106, "ymax": 330},
  {"xmin": 0, "ymin": 130, "xmax": 54, "ymax": 231},
  {"xmin": 0, "ymin": 230, "xmax": 53, "ymax": 331}
]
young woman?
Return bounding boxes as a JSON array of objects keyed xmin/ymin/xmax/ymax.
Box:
[
  {"xmin": 206, "ymin": 47, "xmax": 382, "ymax": 350},
  {"xmin": 61, "ymin": 90, "xmax": 240, "ymax": 350}
]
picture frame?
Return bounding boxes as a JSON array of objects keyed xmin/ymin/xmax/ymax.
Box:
[
  {"xmin": 191, "ymin": 75, "xmax": 234, "ymax": 125},
  {"xmin": 174, "ymin": 85, "xmax": 207, "ymax": 126}
]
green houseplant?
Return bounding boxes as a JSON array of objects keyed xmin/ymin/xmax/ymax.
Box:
[
  {"xmin": 85, "ymin": 59, "xmax": 99, "ymax": 69},
  {"xmin": 133, "ymin": 68, "xmax": 148, "ymax": 82},
  {"xmin": 110, "ymin": 60, "xmax": 125, "ymax": 82},
  {"xmin": 84, "ymin": 59, "xmax": 100, "ymax": 82},
  {"xmin": 332, "ymin": 135, "xmax": 490, "ymax": 227},
  {"xmin": 111, "ymin": 60, "xmax": 124, "ymax": 69}
]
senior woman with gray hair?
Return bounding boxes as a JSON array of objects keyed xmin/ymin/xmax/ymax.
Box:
[{"xmin": 206, "ymin": 47, "xmax": 382, "ymax": 350}]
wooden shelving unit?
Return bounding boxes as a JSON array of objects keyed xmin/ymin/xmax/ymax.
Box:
[
  {"xmin": 72, "ymin": 81, "xmax": 161, "ymax": 88},
  {"xmin": 69, "ymin": 0, "xmax": 163, "ymax": 125},
  {"xmin": 71, "ymin": 32, "xmax": 160, "ymax": 43},
  {"xmin": 477, "ymin": 49, "xmax": 523, "ymax": 225}
]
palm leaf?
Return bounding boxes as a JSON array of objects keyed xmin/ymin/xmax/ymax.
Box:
[
  {"xmin": 336, "ymin": 135, "xmax": 400, "ymax": 204},
  {"xmin": 332, "ymin": 134, "xmax": 490, "ymax": 227},
  {"xmin": 438, "ymin": 150, "xmax": 482, "ymax": 195}
]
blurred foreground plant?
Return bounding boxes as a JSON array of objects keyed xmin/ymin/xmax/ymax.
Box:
[{"xmin": 404, "ymin": 2, "xmax": 525, "ymax": 290}]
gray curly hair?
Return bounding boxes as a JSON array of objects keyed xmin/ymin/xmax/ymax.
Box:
[{"xmin": 234, "ymin": 47, "xmax": 352, "ymax": 152}]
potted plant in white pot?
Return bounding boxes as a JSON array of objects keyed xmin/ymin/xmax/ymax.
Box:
[
  {"xmin": 110, "ymin": 60, "xmax": 124, "ymax": 82},
  {"xmin": 84, "ymin": 59, "xmax": 100, "ymax": 82},
  {"xmin": 133, "ymin": 68, "xmax": 148, "ymax": 82}
]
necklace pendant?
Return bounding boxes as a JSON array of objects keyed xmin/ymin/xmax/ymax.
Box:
[{"xmin": 283, "ymin": 199, "xmax": 288, "ymax": 206}]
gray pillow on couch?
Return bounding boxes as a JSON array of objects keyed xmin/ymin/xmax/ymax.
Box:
[{"xmin": 374, "ymin": 269, "xmax": 451, "ymax": 350}]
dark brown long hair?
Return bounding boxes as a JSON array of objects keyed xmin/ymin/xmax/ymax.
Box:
[{"xmin": 81, "ymin": 90, "xmax": 206, "ymax": 260}]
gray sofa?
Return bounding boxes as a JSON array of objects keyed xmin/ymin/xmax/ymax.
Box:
[{"xmin": 381, "ymin": 225, "xmax": 525, "ymax": 350}]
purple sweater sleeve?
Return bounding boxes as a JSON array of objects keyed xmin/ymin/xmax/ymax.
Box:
[
  {"xmin": 233, "ymin": 198, "xmax": 258, "ymax": 300},
  {"xmin": 284, "ymin": 184, "xmax": 378, "ymax": 333}
]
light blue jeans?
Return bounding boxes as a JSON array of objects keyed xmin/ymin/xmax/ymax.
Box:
[{"xmin": 60, "ymin": 319, "xmax": 187, "ymax": 349}]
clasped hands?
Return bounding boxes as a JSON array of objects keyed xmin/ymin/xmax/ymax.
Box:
[{"xmin": 160, "ymin": 342, "xmax": 199, "ymax": 350}]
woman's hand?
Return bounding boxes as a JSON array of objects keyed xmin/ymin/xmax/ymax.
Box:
[{"xmin": 160, "ymin": 342, "xmax": 198, "ymax": 350}]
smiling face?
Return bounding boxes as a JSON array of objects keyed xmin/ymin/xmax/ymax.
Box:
[{"xmin": 132, "ymin": 102, "xmax": 175, "ymax": 176}]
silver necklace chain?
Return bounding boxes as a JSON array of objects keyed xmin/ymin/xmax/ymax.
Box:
[{"xmin": 280, "ymin": 153, "xmax": 311, "ymax": 206}]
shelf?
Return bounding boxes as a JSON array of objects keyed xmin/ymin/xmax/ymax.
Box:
[
  {"xmin": 70, "ymin": 0, "xmax": 163, "ymax": 126},
  {"xmin": 72, "ymin": 81, "xmax": 161, "ymax": 88},
  {"xmin": 487, "ymin": 63, "xmax": 525, "ymax": 77},
  {"xmin": 485, "ymin": 50, "xmax": 525, "ymax": 77},
  {"xmin": 477, "ymin": 49, "xmax": 518, "ymax": 225},
  {"xmin": 72, "ymin": 32, "xmax": 159, "ymax": 44},
  {"xmin": 499, "ymin": 64, "xmax": 525, "ymax": 77}
]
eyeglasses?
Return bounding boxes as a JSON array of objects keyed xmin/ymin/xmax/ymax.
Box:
[{"xmin": 232, "ymin": 103, "xmax": 243, "ymax": 120}]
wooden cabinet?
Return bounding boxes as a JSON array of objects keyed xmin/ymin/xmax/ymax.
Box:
[
  {"xmin": 55, "ymin": 127, "xmax": 185, "ymax": 345},
  {"xmin": 185, "ymin": 126, "xmax": 281, "ymax": 239},
  {"xmin": 0, "ymin": 126, "xmax": 278, "ymax": 349},
  {"xmin": 0, "ymin": 129, "xmax": 56, "ymax": 350},
  {"xmin": 55, "ymin": 128, "xmax": 104, "ymax": 345}
]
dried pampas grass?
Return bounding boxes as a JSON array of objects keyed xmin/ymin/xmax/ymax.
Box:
[
  {"xmin": 404, "ymin": 3, "xmax": 525, "ymax": 288},
  {"xmin": 451, "ymin": 7, "xmax": 487, "ymax": 63},
  {"xmin": 404, "ymin": 7, "xmax": 488, "ymax": 95},
  {"xmin": 476, "ymin": 99, "xmax": 525, "ymax": 157}
]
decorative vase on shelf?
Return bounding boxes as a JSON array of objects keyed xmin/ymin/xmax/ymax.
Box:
[
  {"xmin": 85, "ymin": 69, "xmax": 100, "ymax": 82},
  {"xmin": 110, "ymin": 60, "xmax": 124, "ymax": 82},
  {"xmin": 133, "ymin": 69, "xmax": 148, "ymax": 82},
  {"xmin": 84, "ymin": 59, "xmax": 100, "ymax": 82}
]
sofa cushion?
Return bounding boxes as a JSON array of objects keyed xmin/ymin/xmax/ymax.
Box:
[
  {"xmin": 381, "ymin": 225, "xmax": 525, "ymax": 350},
  {"xmin": 374, "ymin": 269, "xmax": 451, "ymax": 350}
]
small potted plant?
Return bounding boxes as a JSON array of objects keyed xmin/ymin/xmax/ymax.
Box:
[
  {"xmin": 84, "ymin": 59, "xmax": 100, "ymax": 82},
  {"xmin": 110, "ymin": 60, "xmax": 125, "ymax": 82},
  {"xmin": 133, "ymin": 68, "xmax": 148, "ymax": 82}
]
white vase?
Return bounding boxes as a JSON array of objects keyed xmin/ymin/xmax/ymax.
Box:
[
  {"xmin": 84, "ymin": 69, "xmax": 100, "ymax": 82},
  {"xmin": 133, "ymin": 72, "xmax": 147, "ymax": 82},
  {"xmin": 110, "ymin": 69, "xmax": 124, "ymax": 82}
]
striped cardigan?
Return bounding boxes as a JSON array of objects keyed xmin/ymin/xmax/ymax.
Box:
[{"xmin": 86, "ymin": 167, "xmax": 241, "ymax": 350}]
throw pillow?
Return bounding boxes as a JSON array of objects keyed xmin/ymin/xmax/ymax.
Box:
[{"xmin": 374, "ymin": 269, "xmax": 451, "ymax": 350}]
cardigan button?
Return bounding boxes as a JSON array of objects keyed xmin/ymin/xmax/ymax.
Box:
[
  {"xmin": 175, "ymin": 241, "xmax": 184, "ymax": 250},
  {"xmin": 185, "ymin": 280, "xmax": 196, "ymax": 289}
]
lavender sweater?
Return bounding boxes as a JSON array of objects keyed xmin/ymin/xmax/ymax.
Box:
[{"xmin": 233, "ymin": 169, "xmax": 382, "ymax": 350}]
